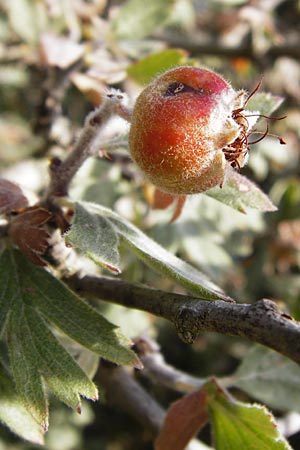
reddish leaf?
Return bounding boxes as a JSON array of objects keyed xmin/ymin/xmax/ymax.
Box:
[
  {"xmin": 155, "ymin": 390, "xmax": 208, "ymax": 450},
  {"xmin": 9, "ymin": 207, "xmax": 52, "ymax": 266},
  {"xmin": 0, "ymin": 179, "xmax": 29, "ymax": 214},
  {"xmin": 13, "ymin": 207, "xmax": 52, "ymax": 226}
]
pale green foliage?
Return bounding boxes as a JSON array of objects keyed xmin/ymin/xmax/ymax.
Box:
[
  {"xmin": 206, "ymin": 170, "xmax": 277, "ymax": 213},
  {"xmin": 111, "ymin": 0, "xmax": 176, "ymax": 40}
]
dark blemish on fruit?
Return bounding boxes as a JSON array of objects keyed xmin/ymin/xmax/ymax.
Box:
[{"xmin": 164, "ymin": 82, "xmax": 199, "ymax": 97}]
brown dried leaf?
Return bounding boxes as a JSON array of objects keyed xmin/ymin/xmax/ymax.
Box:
[
  {"xmin": 278, "ymin": 219, "xmax": 300, "ymax": 250},
  {"xmin": 39, "ymin": 32, "xmax": 85, "ymax": 69},
  {"xmin": 71, "ymin": 73, "xmax": 105, "ymax": 106},
  {"xmin": 14, "ymin": 207, "xmax": 52, "ymax": 226},
  {"xmin": 0, "ymin": 178, "xmax": 29, "ymax": 214},
  {"xmin": 155, "ymin": 390, "xmax": 208, "ymax": 450},
  {"xmin": 9, "ymin": 207, "xmax": 52, "ymax": 266}
]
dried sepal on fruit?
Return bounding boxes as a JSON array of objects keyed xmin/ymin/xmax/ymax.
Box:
[{"xmin": 128, "ymin": 66, "xmax": 282, "ymax": 197}]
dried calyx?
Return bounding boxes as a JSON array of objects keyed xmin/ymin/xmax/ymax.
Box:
[{"xmin": 223, "ymin": 80, "xmax": 286, "ymax": 170}]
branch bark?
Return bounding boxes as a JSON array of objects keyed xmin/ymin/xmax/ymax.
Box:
[
  {"xmin": 68, "ymin": 274, "xmax": 300, "ymax": 364},
  {"xmin": 97, "ymin": 362, "xmax": 206, "ymax": 450},
  {"xmin": 97, "ymin": 362, "xmax": 165, "ymax": 436}
]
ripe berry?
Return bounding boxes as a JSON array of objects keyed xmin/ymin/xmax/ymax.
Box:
[{"xmin": 129, "ymin": 66, "xmax": 257, "ymax": 195}]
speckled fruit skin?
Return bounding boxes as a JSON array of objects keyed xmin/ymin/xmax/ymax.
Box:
[{"xmin": 129, "ymin": 66, "xmax": 245, "ymax": 195}]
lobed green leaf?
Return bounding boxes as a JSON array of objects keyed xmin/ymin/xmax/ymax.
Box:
[
  {"xmin": 206, "ymin": 380, "xmax": 291, "ymax": 450},
  {"xmin": 5, "ymin": 248, "xmax": 137, "ymax": 366},
  {"xmin": 0, "ymin": 247, "xmax": 139, "ymax": 435},
  {"xmin": 24, "ymin": 308, "xmax": 98, "ymax": 410}
]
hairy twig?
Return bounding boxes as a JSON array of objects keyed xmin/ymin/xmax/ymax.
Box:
[
  {"xmin": 68, "ymin": 274, "xmax": 300, "ymax": 364},
  {"xmin": 45, "ymin": 90, "xmax": 131, "ymax": 200}
]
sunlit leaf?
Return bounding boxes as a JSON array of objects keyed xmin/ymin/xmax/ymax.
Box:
[
  {"xmin": 127, "ymin": 49, "xmax": 189, "ymax": 85},
  {"xmin": 206, "ymin": 379, "xmax": 291, "ymax": 450},
  {"xmin": 39, "ymin": 32, "xmax": 85, "ymax": 69},
  {"xmin": 206, "ymin": 171, "xmax": 277, "ymax": 213},
  {"xmin": 5, "ymin": 0, "xmax": 39, "ymax": 43},
  {"xmin": 111, "ymin": 0, "xmax": 175, "ymax": 40},
  {"xmin": 77, "ymin": 202, "xmax": 232, "ymax": 301},
  {"xmin": 0, "ymin": 364, "xmax": 44, "ymax": 444},
  {"xmin": 247, "ymin": 92, "xmax": 285, "ymax": 117},
  {"xmin": 65, "ymin": 202, "xmax": 120, "ymax": 273}
]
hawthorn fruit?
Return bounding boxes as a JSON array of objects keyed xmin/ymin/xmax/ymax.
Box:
[{"xmin": 129, "ymin": 66, "xmax": 258, "ymax": 195}]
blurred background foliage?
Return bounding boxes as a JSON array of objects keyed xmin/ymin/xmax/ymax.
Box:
[{"xmin": 0, "ymin": 0, "xmax": 299, "ymax": 448}]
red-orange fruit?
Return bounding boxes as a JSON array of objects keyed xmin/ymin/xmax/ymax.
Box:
[{"xmin": 129, "ymin": 66, "xmax": 252, "ymax": 195}]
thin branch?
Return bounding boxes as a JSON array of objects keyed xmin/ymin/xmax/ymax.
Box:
[
  {"xmin": 97, "ymin": 362, "xmax": 165, "ymax": 436},
  {"xmin": 97, "ymin": 362, "xmax": 206, "ymax": 450},
  {"xmin": 158, "ymin": 33, "xmax": 300, "ymax": 62},
  {"xmin": 45, "ymin": 90, "xmax": 131, "ymax": 199},
  {"xmin": 134, "ymin": 336, "xmax": 206, "ymax": 393},
  {"xmin": 68, "ymin": 274, "xmax": 300, "ymax": 364}
]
